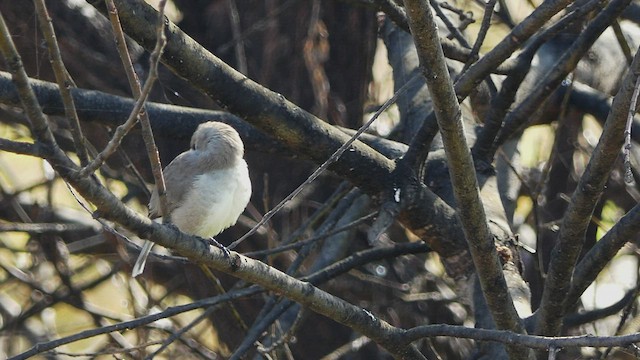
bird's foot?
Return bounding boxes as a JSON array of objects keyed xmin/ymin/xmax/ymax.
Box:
[{"xmin": 207, "ymin": 237, "xmax": 231, "ymax": 258}]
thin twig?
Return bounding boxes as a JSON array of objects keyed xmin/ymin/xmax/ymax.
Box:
[
  {"xmin": 78, "ymin": 1, "xmax": 169, "ymax": 182},
  {"xmin": 429, "ymin": 0, "xmax": 470, "ymax": 48},
  {"xmin": 10, "ymin": 287, "xmax": 261, "ymax": 360},
  {"xmin": 33, "ymin": 0, "xmax": 89, "ymax": 166},
  {"xmin": 492, "ymin": 0, "xmax": 628, "ymax": 154},
  {"xmin": 227, "ymin": 0, "xmax": 248, "ymax": 75},
  {"xmin": 453, "ymin": 0, "xmax": 576, "ymax": 101},
  {"xmin": 103, "ymin": 0, "xmax": 170, "ymax": 219},
  {"xmin": 217, "ymin": 0, "xmax": 298, "ymax": 54},
  {"xmin": 256, "ymin": 308, "xmax": 305, "ymax": 354},
  {"xmin": 623, "ymin": 73, "xmax": 640, "ymax": 184},
  {"xmin": 0, "ymin": 222, "xmax": 95, "ymax": 234},
  {"xmin": 599, "ymin": 278, "xmax": 640, "ymax": 359},
  {"xmin": 460, "ymin": 0, "xmax": 497, "ymax": 74},
  {"xmin": 198, "ymin": 264, "xmax": 249, "ymax": 331},
  {"xmin": 245, "ymin": 212, "xmax": 376, "ymax": 257},
  {"xmin": 612, "ymin": 20, "xmax": 633, "ymax": 65},
  {"xmin": 227, "ymin": 72, "xmax": 416, "ymax": 250},
  {"xmin": 319, "ymin": 336, "xmax": 371, "ymax": 360},
  {"xmin": 400, "ymin": 325, "xmax": 640, "ymax": 349},
  {"xmin": 146, "ymin": 306, "xmax": 216, "ymax": 359}
]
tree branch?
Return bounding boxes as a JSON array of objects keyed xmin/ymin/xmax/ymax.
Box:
[
  {"xmin": 454, "ymin": 0, "xmax": 576, "ymax": 100},
  {"xmin": 0, "ymin": 71, "xmax": 285, "ymax": 154},
  {"xmin": 567, "ymin": 202, "xmax": 640, "ymax": 307},
  {"xmin": 535, "ymin": 40, "xmax": 640, "ymax": 337},
  {"xmin": 402, "ymin": 1, "xmax": 526, "ymax": 350},
  {"xmin": 492, "ymin": 0, "xmax": 632, "ymax": 154},
  {"xmin": 33, "ymin": 0, "xmax": 89, "ymax": 165}
]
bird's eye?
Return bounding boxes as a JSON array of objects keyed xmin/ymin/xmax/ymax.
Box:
[{"xmin": 191, "ymin": 144, "xmax": 196, "ymax": 150}]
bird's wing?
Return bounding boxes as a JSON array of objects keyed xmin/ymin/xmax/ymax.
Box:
[{"xmin": 148, "ymin": 151, "xmax": 202, "ymax": 218}]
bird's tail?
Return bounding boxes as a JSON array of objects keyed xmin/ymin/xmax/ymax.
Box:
[{"xmin": 132, "ymin": 240, "xmax": 155, "ymax": 277}]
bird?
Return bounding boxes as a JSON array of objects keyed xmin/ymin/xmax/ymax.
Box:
[{"xmin": 132, "ymin": 121, "xmax": 252, "ymax": 277}]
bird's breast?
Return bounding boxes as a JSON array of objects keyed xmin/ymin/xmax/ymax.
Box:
[{"xmin": 170, "ymin": 161, "xmax": 251, "ymax": 238}]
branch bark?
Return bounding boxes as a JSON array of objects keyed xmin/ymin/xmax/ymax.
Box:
[
  {"xmin": 535, "ymin": 41, "xmax": 640, "ymax": 337},
  {"xmin": 401, "ymin": 0, "xmax": 528, "ymax": 358}
]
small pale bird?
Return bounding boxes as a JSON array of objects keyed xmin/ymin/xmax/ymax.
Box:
[{"xmin": 132, "ymin": 121, "xmax": 252, "ymax": 277}]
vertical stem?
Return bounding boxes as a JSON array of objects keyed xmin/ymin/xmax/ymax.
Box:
[
  {"xmin": 33, "ymin": 0, "xmax": 89, "ymax": 165},
  {"xmin": 401, "ymin": 3, "xmax": 528, "ymax": 359}
]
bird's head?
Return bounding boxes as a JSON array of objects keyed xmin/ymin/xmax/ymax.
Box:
[{"xmin": 190, "ymin": 122, "xmax": 245, "ymax": 162}]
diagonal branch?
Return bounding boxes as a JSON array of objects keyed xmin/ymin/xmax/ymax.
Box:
[
  {"xmin": 566, "ymin": 179, "xmax": 640, "ymax": 302},
  {"xmin": 103, "ymin": 0, "xmax": 170, "ymax": 221},
  {"xmin": 535, "ymin": 44, "xmax": 640, "ymax": 337},
  {"xmin": 33, "ymin": 0, "xmax": 89, "ymax": 166},
  {"xmin": 453, "ymin": 0, "xmax": 576, "ymax": 100},
  {"xmin": 402, "ymin": 0, "xmax": 527, "ymax": 349},
  {"xmin": 491, "ymin": 0, "xmax": 632, "ymax": 155}
]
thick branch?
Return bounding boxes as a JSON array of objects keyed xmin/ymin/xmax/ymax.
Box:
[
  {"xmin": 402, "ymin": 0, "xmax": 526, "ymax": 346},
  {"xmin": 0, "ymin": 71, "xmax": 286, "ymax": 155}
]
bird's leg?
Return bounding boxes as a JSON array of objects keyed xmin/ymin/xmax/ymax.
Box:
[
  {"xmin": 165, "ymin": 223, "xmax": 231, "ymax": 258},
  {"xmin": 206, "ymin": 237, "xmax": 231, "ymax": 258}
]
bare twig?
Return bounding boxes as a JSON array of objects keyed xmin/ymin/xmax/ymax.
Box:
[
  {"xmin": 33, "ymin": 0, "xmax": 89, "ymax": 166},
  {"xmin": 492, "ymin": 0, "xmax": 631, "ymax": 154},
  {"xmin": 429, "ymin": 0, "xmax": 470, "ymax": 48},
  {"xmin": 612, "ymin": 20, "xmax": 633, "ymax": 65},
  {"xmin": 146, "ymin": 306, "xmax": 215, "ymax": 359},
  {"xmin": 78, "ymin": 0, "xmax": 169, "ymax": 181},
  {"xmin": 245, "ymin": 212, "xmax": 376, "ymax": 257},
  {"xmin": 568, "ymin": 201, "xmax": 640, "ymax": 305},
  {"xmin": 453, "ymin": 0, "xmax": 576, "ymax": 101},
  {"xmin": 10, "ymin": 287, "xmax": 260, "ymax": 360},
  {"xmin": 104, "ymin": 0, "xmax": 170, "ymax": 220},
  {"xmin": 228, "ymin": 71, "xmax": 415, "ymax": 250},
  {"xmin": 623, "ymin": 73, "xmax": 640, "ymax": 184},
  {"xmin": 460, "ymin": 0, "xmax": 497, "ymax": 74},
  {"xmin": 0, "ymin": 222, "xmax": 94, "ymax": 234},
  {"xmin": 472, "ymin": 0, "xmax": 599, "ymax": 161},
  {"xmin": 16, "ymin": 314, "xmax": 640, "ymax": 360},
  {"xmin": 320, "ymin": 336, "xmax": 371, "ymax": 360},
  {"xmin": 400, "ymin": 325, "xmax": 640, "ymax": 349},
  {"xmin": 227, "ymin": 0, "xmax": 248, "ymax": 75},
  {"xmin": 536, "ymin": 40, "xmax": 640, "ymax": 337},
  {"xmin": 217, "ymin": 0, "xmax": 298, "ymax": 54}
]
